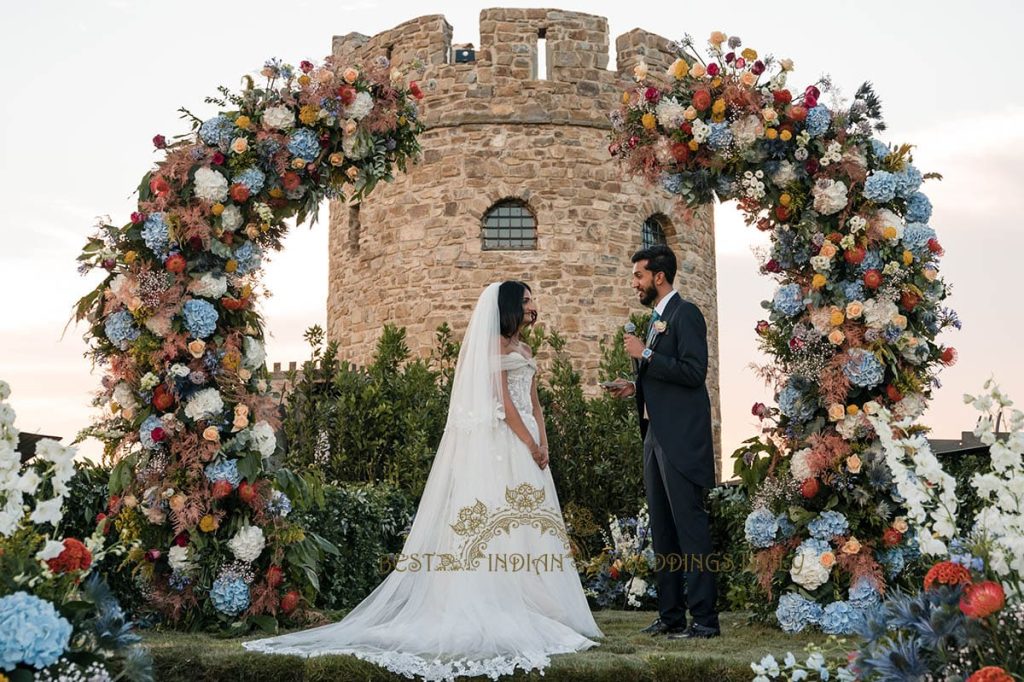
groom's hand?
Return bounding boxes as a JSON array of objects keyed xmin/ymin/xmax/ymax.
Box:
[
  {"xmin": 603, "ymin": 378, "xmax": 635, "ymax": 399},
  {"xmin": 624, "ymin": 334, "xmax": 646, "ymax": 359}
]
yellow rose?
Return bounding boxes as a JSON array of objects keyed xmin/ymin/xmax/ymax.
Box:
[
  {"xmin": 689, "ymin": 63, "xmax": 706, "ymax": 79},
  {"xmin": 762, "ymin": 107, "xmax": 778, "ymax": 123},
  {"xmin": 299, "ymin": 105, "xmax": 319, "ymax": 125},
  {"xmin": 740, "ymin": 71, "xmax": 757, "ymax": 87},
  {"xmin": 712, "ymin": 98, "xmax": 727, "ymax": 115},
  {"xmin": 346, "ymin": 166, "xmax": 361, "ymax": 181},
  {"xmin": 291, "ymin": 157, "xmax": 306, "ymax": 169},
  {"xmin": 211, "ymin": 203, "xmax": 225, "ymax": 216},
  {"xmin": 269, "ymin": 188, "xmax": 284, "ymax": 199},
  {"xmin": 298, "ymin": 74, "xmax": 311, "ymax": 87},
  {"xmin": 846, "ymin": 454, "xmax": 862, "ymax": 474},
  {"xmin": 828, "ymin": 403, "xmax": 846, "ymax": 421},
  {"xmin": 741, "ymin": 48, "xmax": 758, "ymax": 61},
  {"xmin": 235, "ymin": 115, "xmax": 251, "ymax": 129},
  {"xmin": 820, "ymin": 551, "xmax": 836, "ymax": 568},
  {"xmin": 893, "ymin": 517, "xmax": 909, "ymax": 533},
  {"xmin": 779, "ymin": 130, "xmax": 792, "ymax": 142},
  {"xmin": 188, "ymin": 339, "xmax": 206, "ymax": 358},
  {"xmin": 230, "ymin": 137, "xmax": 248, "ymax": 154},
  {"xmin": 765, "ymin": 128, "xmax": 778, "ymax": 140},
  {"xmin": 780, "ymin": 193, "xmax": 792, "ymax": 207},
  {"xmin": 845, "ymin": 301, "xmax": 864, "ymax": 319},
  {"xmin": 225, "ymin": 259, "xmax": 238, "ymax": 273},
  {"xmin": 709, "ymin": 31, "xmax": 727, "ymax": 46},
  {"xmin": 828, "ymin": 329, "xmax": 845, "ymax": 346},
  {"xmin": 710, "ymin": 77, "xmax": 722, "ymax": 89},
  {"xmin": 124, "ymin": 250, "xmax": 137, "ymax": 264},
  {"xmin": 842, "ymin": 537, "xmax": 862, "ymax": 554},
  {"xmin": 812, "ymin": 273, "xmax": 827, "ymax": 289},
  {"xmin": 820, "ymin": 242, "xmax": 838, "ymax": 259},
  {"xmin": 641, "ymin": 112, "xmax": 657, "ymax": 130},
  {"xmin": 668, "ymin": 58, "xmax": 688, "ymax": 80},
  {"xmin": 343, "ymin": 67, "xmax": 359, "ymax": 84},
  {"xmin": 329, "ymin": 152, "xmax": 345, "ymax": 166},
  {"xmin": 846, "ymin": 404, "xmax": 860, "ymax": 416},
  {"xmin": 902, "ymin": 250, "xmax": 914, "ymax": 266},
  {"xmin": 688, "ymin": 140, "xmax": 700, "ymax": 151},
  {"xmin": 199, "ymin": 514, "xmax": 218, "ymax": 533},
  {"xmin": 829, "ymin": 308, "xmax": 845, "ymax": 326}
]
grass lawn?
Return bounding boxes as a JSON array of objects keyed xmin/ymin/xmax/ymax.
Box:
[{"xmin": 143, "ymin": 610, "xmax": 838, "ymax": 681}]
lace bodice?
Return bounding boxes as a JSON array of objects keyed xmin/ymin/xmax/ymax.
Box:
[{"xmin": 501, "ymin": 352, "xmax": 539, "ymax": 440}]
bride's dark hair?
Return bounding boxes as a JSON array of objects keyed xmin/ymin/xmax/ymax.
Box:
[{"xmin": 497, "ymin": 281, "xmax": 532, "ymax": 339}]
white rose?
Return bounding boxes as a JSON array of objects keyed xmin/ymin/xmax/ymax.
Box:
[
  {"xmin": 812, "ymin": 178, "xmax": 849, "ymax": 215},
  {"xmin": 112, "ymin": 382, "xmax": 137, "ymax": 411},
  {"xmin": 227, "ymin": 525, "xmax": 265, "ymax": 563},
  {"xmin": 810, "ymin": 255, "xmax": 832, "ymax": 273},
  {"xmin": 345, "ymin": 91, "xmax": 374, "ymax": 120},
  {"xmin": 36, "ymin": 539, "xmax": 66, "ymax": 562},
  {"xmin": 790, "ymin": 448, "xmax": 813, "ymax": 481},
  {"xmin": 251, "ymin": 420, "xmax": 277, "ymax": 458},
  {"xmin": 184, "ymin": 388, "xmax": 224, "ymax": 422},
  {"xmin": 242, "ymin": 337, "xmax": 266, "ymax": 370},
  {"xmin": 188, "ymin": 273, "xmax": 228, "ymax": 299},
  {"xmin": 194, "ymin": 167, "xmax": 229, "ymax": 203},
  {"xmin": 789, "ymin": 548, "xmax": 830, "ymax": 590},
  {"xmin": 168, "ymin": 545, "xmax": 192, "ymax": 573},
  {"xmin": 220, "ymin": 204, "xmax": 243, "ymax": 232},
  {"xmin": 262, "ymin": 105, "xmax": 295, "ymax": 130}
]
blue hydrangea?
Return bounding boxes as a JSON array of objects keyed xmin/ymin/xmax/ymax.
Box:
[
  {"xmin": 142, "ymin": 212, "xmax": 170, "ymax": 259},
  {"xmin": 843, "ymin": 348, "xmax": 885, "ymax": 388},
  {"xmin": 772, "ymin": 283, "xmax": 805, "ymax": 317},
  {"xmin": 895, "ymin": 165, "xmax": 923, "ymax": 198},
  {"xmin": 660, "ymin": 173, "xmax": 684, "ymax": 194},
  {"xmin": 905, "ymin": 192, "xmax": 932, "ymax": 223},
  {"xmin": 858, "ymin": 249, "xmax": 883, "ymax": 274},
  {"xmin": 820, "ymin": 600, "xmax": 860, "ymax": 635},
  {"xmin": 287, "ymin": 128, "xmax": 321, "ymax": 160},
  {"xmin": 870, "ymin": 138, "xmax": 890, "ymax": 160},
  {"xmin": 268, "ymin": 490, "xmax": 292, "ymax": 517},
  {"xmin": 139, "ymin": 415, "xmax": 164, "ymax": 449},
  {"xmin": 840, "ymin": 280, "xmax": 864, "ymax": 302},
  {"xmin": 183, "ymin": 299, "xmax": 219, "ymax": 339},
  {"xmin": 863, "ymin": 170, "xmax": 897, "ymax": 203},
  {"xmin": 744, "ymin": 508, "xmax": 780, "ymax": 549},
  {"xmin": 776, "ymin": 592, "xmax": 823, "ymax": 633},
  {"xmin": 777, "ymin": 515, "xmax": 796, "ymax": 539},
  {"xmin": 779, "ymin": 377, "xmax": 818, "ymax": 423},
  {"xmin": 199, "ymin": 115, "xmax": 234, "ymax": 147},
  {"xmin": 168, "ymin": 571, "xmax": 192, "ymax": 592},
  {"xmin": 849, "ymin": 577, "xmax": 881, "ymax": 609},
  {"xmin": 234, "ymin": 167, "xmax": 266, "ymax": 194},
  {"xmin": 805, "ymin": 106, "xmax": 832, "ymax": 137},
  {"xmin": 903, "ymin": 222, "xmax": 936, "ymax": 257},
  {"xmin": 205, "ymin": 458, "xmax": 241, "ymax": 487},
  {"xmin": 798, "ymin": 537, "xmax": 831, "ymax": 556},
  {"xmin": 809, "ymin": 511, "xmax": 849, "ymax": 540},
  {"xmin": 772, "ymin": 229, "xmax": 811, "ymax": 269},
  {"xmin": 233, "ymin": 241, "xmax": 262, "ymax": 275},
  {"xmin": 104, "ymin": 310, "xmax": 140, "ymax": 350},
  {"xmin": 707, "ymin": 122, "xmax": 733, "ymax": 149},
  {"xmin": 209, "ymin": 576, "xmax": 250, "ymax": 616},
  {"xmin": 878, "ymin": 547, "xmax": 905, "ymax": 577},
  {"xmin": 0, "ymin": 591, "xmax": 73, "ymax": 671}
]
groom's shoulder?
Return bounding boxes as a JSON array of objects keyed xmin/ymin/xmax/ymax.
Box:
[{"xmin": 672, "ymin": 296, "xmax": 706, "ymax": 322}]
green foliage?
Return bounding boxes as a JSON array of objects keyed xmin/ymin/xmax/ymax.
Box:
[{"xmin": 707, "ymin": 485, "xmax": 760, "ymax": 613}]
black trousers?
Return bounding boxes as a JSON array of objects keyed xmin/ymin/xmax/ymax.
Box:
[{"xmin": 643, "ymin": 429, "xmax": 719, "ymax": 630}]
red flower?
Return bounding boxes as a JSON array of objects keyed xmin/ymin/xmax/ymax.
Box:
[
  {"xmin": 789, "ymin": 337, "xmax": 805, "ymax": 352},
  {"xmin": 680, "ymin": 122, "xmax": 693, "ymax": 135},
  {"xmin": 151, "ymin": 426, "xmax": 166, "ymax": 442},
  {"xmin": 863, "ymin": 269, "xmax": 883, "ymax": 289},
  {"xmin": 281, "ymin": 590, "xmax": 301, "ymax": 614},
  {"xmin": 670, "ymin": 142, "xmax": 689, "ymax": 163},
  {"xmin": 149, "ymin": 175, "xmax": 171, "ymax": 197},
  {"xmin": 885, "ymin": 385, "xmax": 903, "ymax": 403},
  {"xmin": 211, "ymin": 480, "xmax": 234, "ymax": 500},
  {"xmin": 899, "ymin": 290, "xmax": 921, "ymax": 311},
  {"xmin": 755, "ymin": 320, "xmax": 770, "ymax": 336},
  {"xmin": 805, "ymin": 85, "xmax": 821, "ymax": 100},
  {"xmin": 238, "ymin": 481, "xmax": 257, "ymax": 504},
  {"xmin": 211, "ymin": 152, "xmax": 226, "ymax": 166},
  {"xmin": 692, "ymin": 90, "xmax": 711, "ymax": 111},
  {"xmin": 706, "ymin": 63, "xmax": 720, "ymax": 76},
  {"xmin": 787, "ymin": 105, "xmax": 807, "ymax": 122},
  {"xmin": 644, "ymin": 86, "xmax": 661, "ymax": 103},
  {"xmin": 144, "ymin": 549, "xmax": 162, "ymax": 562},
  {"xmin": 923, "ymin": 561, "xmax": 972, "ymax": 591},
  {"xmin": 966, "ymin": 667, "xmax": 1013, "ymax": 682},
  {"xmin": 337, "ymin": 85, "xmax": 356, "ymax": 105},
  {"xmin": 267, "ymin": 565, "xmax": 285, "ymax": 588},
  {"xmin": 882, "ymin": 527, "xmax": 903, "ymax": 547},
  {"xmin": 928, "ymin": 238, "xmax": 944, "ymax": 255},
  {"xmin": 282, "ymin": 171, "xmax": 302, "ymax": 191},
  {"xmin": 152, "ymin": 384, "xmax": 175, "ymax": 412},
  {"xmin": 751, "ymin": 60, "xmax": 765, "ymax": 75},
  {"xmin": 130, "ymin": 211, "xmax": 145, "ymax": 224},
  {"xmin": 774, "ymin": 205, "xmax": 790, "ymax": 221},
  {"xmin": 941, "ymin": 347, "xmax": 958, "ymax": 366},
  {"xmin": 735, "ymin": 57, "xmax": 746, "ymax": 69},
  {"xmin": 763, "ymin": 259, "xmax": 781, "ymax": 274},
  {"xmin": 751, "ymin": 402, "xmax": 769, "ymax": 419},
  {"xmin": 804, "ymin": 94, "xmax": 818, "ymax": 108},
  {"xmin": 153, "ymin": 134, "xmax": 167, "ymax": 149},
  {"xmin": 165, "ymin": 253, "xmax": 186, "ymax": 274},
  {"xmin": 800, "ymin": 478, "xmax": 820, "ymax": 499},
  {"xmin": 804, "ymin": 158, "xmax": 820, "ymax": 175},
  {"xmin": 608, "ymin": 564, "xmax": 620, "ymax": 580},
  {"xmin": 300, "ymin": 60, "xmax": 314, "ymax": 74},
  {"xmin": 960, "ymin": 581, "xmax": 1006, "ymax": 619},
  {"xmin": 229, "ymin": 183, "xmax": 250, "ymax": 203},
  {"xmin": 409, "ymin": 81, "xmax": 424, "ymax": 100},
  {"xmin": 773, "ymin": 90, "xmax": 792, "ymax": 105},
  {"xmin": 844, "ymin": 246, "xmax": 866, "ymax": 265},
  {"xmin": 724, "ymin": 52, "xmax": 735, "ymax": 64},
  {"xmin": 827, "ymin": 232, "xmax": 843, "ymax": 243},
  {"xmin": 96, "ymin": 513, "xmax": 111, "ymax": 535},
  {"xmin": 174, "ymin": 532, "xmax": 190, "ymax": 547},
  {"xmin": 46, "ymin": 538, "xmax": 93, "ymax": 574}
]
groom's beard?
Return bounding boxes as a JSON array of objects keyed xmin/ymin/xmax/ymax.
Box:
[{"xmin": 639, "ymin": 284, "xmax": 658, "ymax": 307}]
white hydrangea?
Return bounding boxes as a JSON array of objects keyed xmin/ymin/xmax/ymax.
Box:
[
  {"xmin": 220, "ymin": 204, "xmax": 243, "ymax": 232},
  {"xmin": 262, "ymin": 105, "xmax": 295, "ymax": 130},
  {"xmin": 168, "ymin": 545, "xmax": 192, "ymax": 573},
  {"xmin": 0, "ymin": 380, "xmax": 10, "ymax": 401},
  {"xmin": 811, "ymin": 178, "xmax": 849, "ymax": 215},
  {"xmin": 789, "ymin": 546, "xmax": 831, "ymax": 590},
  {"xmin": 242, "ymin": 337, "xmax": 266, "ymax": 370},
  {"xmin": 250, "ymin": 420, "xmax": 277, "ymax": 458},
  {"xmin": 112, "ymin": 382, "xmax": 137, "ymax": 412},
  {"xmin": 789, "ymin": 448, "xmax": 813, "ymax": 481},
  {"xmin": 873, "ymin": 209, "xmax": 904, "ymax": 241},
  {"xmin": 344, "ymin": 91, "xmax": 374, "ymax": 120},
  {"xmin": 184, "ymin": 388, "xmax": 224, "ymax": 422},
  {"xmin": 227, "ymin": 525, "xmax": 265, "ymax": 563},
  {"xmin": 193, "ymin": 167, "xmax": 229, "ymax": 203},
  {"xmin": 655, "ymin": 97, "xmax": 687, "ymax": 129},
  {"xmin": 863, "ymin": 298, "xmax": 899, "ymax": 330},
  {"xmin": 730, "ymin": 115, "xmax": 762, "ymax": 148},
  {"xmin": 188, "ymin": 272, "xmax": 228, "ymax": 299},
  {"xmin": 772, "ymin": 161, "xmax": 798, "ymax": 188}
]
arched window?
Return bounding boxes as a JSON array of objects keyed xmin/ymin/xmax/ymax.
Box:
[
  {"xmin": 642, "ymin": 213, "xmax": 669, "ymax": 249},
  {"xmin": 482, "ymin": 199, "xmax": 537, "ymax": 250}
]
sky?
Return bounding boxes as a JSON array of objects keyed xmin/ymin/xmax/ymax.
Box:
[{"xmin": 1, "ymin": 0, "xmax": 1022, "ymax": 473}]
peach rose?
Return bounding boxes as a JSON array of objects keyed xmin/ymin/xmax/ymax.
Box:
[
  {"xmin": 780, "ymin": 58, "xmax": 794, "ymax": 71},
  {"xmin": 842, "ymin": 537, "xmax": 862, "ymax": 554},
  {"xmin": 342, "ymin": 67, "xmax": 359, "ymax": 84},
  {"xmin": 230, "ymin": 137, "xmax": 249, "ymax": 154},
  {"xmin": 689, "ymin": 62, "xmax": 707, "ymax": 79},
  {"xmin": 346, "ymin": 166, "xmax": 361, "ymax": 181},
  {"xmin": 828, "ymin": 329, "xmax": 845, "ymax": 346},
  {"xmin": 169, "ymin": 494, "xmax": 187, "ymax": 512},
  {"xmin": 924, "ymin": 268, "xmax": 938, "ymax": 282},
  {"xmin": 846, "ymin": 454, "xmax": 862, "ymax": 474},
  {"xmin": 709, "ymin": 31, "xmax": 727, "ymax": 46},
  {"xmin": 684, "ymin": 106, "xmax": 698, "ymax": 121},
  {"xmin": 828, "ymin": 403, "xmax": 846, "ymax": 421},
  {"xmin": 123, "ymin": 494, "xmax": 138, "ymax": 508},
  {"xmin": 819, "ymin": 242, "xmax": 838, "ymax": 259},
  {"xmin": 846, "ymin": 301, "xmax": 864, "ymax": 319},
  {"xmin": 329, "ymin": 152, "xmax": 345, "ymax": 167},
  {"xmin": 820, "ymin": 551, "xmax": 836, "ymax": 568},
  {"xmin": 762, "ymin": 107, "xmax": 778, "ymax": 123},
  {"xmin": 238, "ymin": 368, "xmax": 252, "ymax": 382},
  {"xmin": 891, "ymin": 314, "xmax": 908, "ymax": 330},
  {"xmin": 188, "ymin": 339, "xmax": 206, "ymax": 359},
  {"xmin": 633, "ymin": 59, "xmax": 648, "ymax": 82},
  {"xmin": 741, "ymin": 71, "xmax": 757, "ymax": 87},
  {"xmin": 203, "ymin": 426, "xmax": 220, "ymax": 442},
  {"xmin": 863, "ymin": 401, "xmax": 880, "ymax": 415},
  {"xmin": 893, "ymin": 517, "xmax": 909, "ymax": 533}
]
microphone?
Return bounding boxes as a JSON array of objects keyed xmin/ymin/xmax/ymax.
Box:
[{"xmin": 624, "ymin": 322, "xmax": 639, "ymax": 375}]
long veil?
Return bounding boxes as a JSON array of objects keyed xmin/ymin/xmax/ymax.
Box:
[{"xmin": 244, "ymin": 282, "xmax": 600, "ymax": 680}]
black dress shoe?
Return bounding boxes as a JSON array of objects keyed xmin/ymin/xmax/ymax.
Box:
[
  {"xmin": 639, "ymin": 618, "xmax": 686, "ymax": 636},
  {"xmin": 666, "ymin": 623, "xmax": 721, "ymax": 640}
]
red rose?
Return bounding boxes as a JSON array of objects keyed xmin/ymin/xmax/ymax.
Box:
[
  {"xmin": 692, "ymin": 90, "xmax": 712, "ymax": 111},
  {"xmin": 165, "ymin": 253, "xmax": 186, "ymax": 274},
  {"xmin": 941, "ymin": 347, "xmax": 958, "ymax": 366},
  {"xmin": 863, "ymin": 269, "xmax": 883, "ymax": 289},
  {"xmin": 773, "ymin": 90, "xmax": 792, "ymax": 105},
  {"xmin": 724, "ymin": 52, "xmax": 735, "ymax": 64},
  {"xmin": 844, "ymin": 246, "xmax": 866, "ymax": 265},
  {"xmin": 267, "ymin": 565, "xmax": 285, "ymax": 588},
  {"xmin": 774, "ymin": 205, "xmax": 790, "ymax": 221},
  {"xmin": 229, "ymin": 183, "xmax": 250, "ymax": 203},
  {"xmin": 153, "ymin": 134, "xmax": 166, "ymax": 149},
  {"xmin": 187, "ymin": 234, "xmax": 203, "ymax": 250},
  {"xmin": 787, "ymin": 105, "xmax": 807, "ymax": 122},
  {"xmin": 755, "ymin": 320, "xmax": 770, "ymax": 335},
  {"xmin": 144, "ymin": 549, "xmax": 162, "ymax": 562},
  {"xmin": 211, "ymin": 152, "xmax": 226, "ymax": 166},
  {"xmin": 337, "ymin": 85, "xmax": 356, "ymax": 105},
  {"xmin": 644, "ymin": 86, "xmax": 661, "ymax": 103},
  {"xmin": 300, "ymin": 60, "xmax": 314, "ymax": 74},
  {"xmin": 751, "ymin": 402, "xmax": 769, "ymax": 419},
  {"xmin": 670, "ymin": 142, "xmax": 690, "ymax": 163},
  {"xmin": 928, "ymin": 238, "xmax": 944, "ymax": 255},
  {"xmin": 281, "ymin": 590, "xmax": 301, "ymax": 614},
  {"xmin": 174, "ymin": 532, "xmax": 190, "ymax": 547},
  {"xmin": 680, "ymin": 121, "xmax": 693, "ymax": 135},
  {"xmin": 212, "ymin": 480, "xmax": 234, "ymax": 500},
  {"xmin": 885, "ymin": 384, "xmax": 903, "ymax": 403},
  {"xmin": 706, "ymin": 63, "xmax": 720, "ymax": 76},
  {"xmin": 801, "ymin": 478, "xmax": 820, "ymax": 499},
  {"xmin": 763, "ymin": 259, "xmax": 781, "ymax": 274},
  {"xmin": 804, "ymin": 94, "xmax": 818, "ymax": 109},
  {"xmin": 46, "ymin": 538, "xmax": 93, "ymax": 573},
  {"xmin": 883, "ymin": 527, "xmax": 903, "ymax": 547},
  {"xmin": 152, "ymin": 384, "xmax": 175, "ymax": 412},
  {"xmin": 751, "ymin": 60, "xmax": 765, "ymax": 75},
  {"xmin": 238, "ymin": 481, "xmax": 257, "ymax": 504},
  {"xmin": 804, "ymin": 159, "xmax": 820, "ymax": 176},
  {"xmin": 789, "ymin": 337, "xmax": 805, "ymax": 352},
  {"xmin": 151, "ymin": 426, "xmax": 166, "ymax": 442},
  {"xmin": 409, "ymin": 81, "xmax": 424, "ymax": 100},
  {"xmin": 282, "ymin": 171, "xmax": 302, "ymax": 191},
  {"xmin": 149, "ymin": 175, "xmax": 170, "ymax": 197},
  {"xmin": 130, "ymin": 211, "xmax": 145, "ymax": 224}
]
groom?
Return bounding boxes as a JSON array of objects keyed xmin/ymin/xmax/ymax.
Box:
[{"xmin": 605, "ymin": 244, "xmax": 720, "ymax": 639}]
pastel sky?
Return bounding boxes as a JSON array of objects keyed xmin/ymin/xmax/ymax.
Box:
[{"xmin": 2, "ymin": 0, "xmax": 1022, "ymax": 473}]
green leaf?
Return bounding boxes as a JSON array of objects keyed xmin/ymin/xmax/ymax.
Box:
[
  {"xmin": 236, "ymin": 451, "xmax": 262, "ymax": 483},
  {"xmin": 249, "ymin": 614, "xmax": 279, "ymax": 634}
]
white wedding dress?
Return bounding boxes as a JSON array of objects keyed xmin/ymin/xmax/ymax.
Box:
[{"xmin": 244, "ymin": 283, "xmax": 601, "ymax": 680}]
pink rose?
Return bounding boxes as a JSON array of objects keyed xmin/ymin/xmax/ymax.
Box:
[
  {"xmin": 706, "ymin": 63, "xmax": 720, "ymax": 76},
  {"xmin": 300, "ymin": 60, "xmax": 314, "ymax": 74},
  {"xmin": 153, "ymin": 134, "xmax": 166, "ymax": 149}
]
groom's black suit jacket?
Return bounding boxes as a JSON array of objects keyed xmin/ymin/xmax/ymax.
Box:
[{"xmin": 634, "ymin": 293, "xmax": 716, "ymax": 489}]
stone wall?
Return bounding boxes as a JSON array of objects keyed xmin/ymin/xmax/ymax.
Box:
[{"xmin": 326, "ymin": 9, "xmax": 723, "ymax": 479}]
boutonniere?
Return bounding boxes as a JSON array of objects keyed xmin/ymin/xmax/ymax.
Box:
[{"xmin": 653, "ymin": 320, "xmax": 668, "ymax": 334}]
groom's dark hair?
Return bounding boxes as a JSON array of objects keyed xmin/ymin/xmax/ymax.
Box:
[
  {"xmin": 631, "ymin": 244, "xmax": 677, "ymax": 285},
  {"xmin": 498, "ymin": 281, "xmax": 532, "ymax": 338}
]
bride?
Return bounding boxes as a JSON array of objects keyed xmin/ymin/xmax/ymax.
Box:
[{"xmin": 244, "ymin": 281, "xmax": 602, "ymax": 679}]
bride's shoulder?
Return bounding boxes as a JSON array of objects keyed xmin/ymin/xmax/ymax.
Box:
[{"xmin": 516, "ymin": 342, "xmax": 533, "ymax": 359}]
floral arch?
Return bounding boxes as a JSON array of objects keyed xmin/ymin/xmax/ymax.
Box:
[{"xmin": 610, "ymin": 32, "xmax": 958, "ymax": 632}]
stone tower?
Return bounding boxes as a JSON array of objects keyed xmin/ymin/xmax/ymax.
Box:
[{"xmin": 327, "ymin": 9, "xmax": 722, "ymax": 478}]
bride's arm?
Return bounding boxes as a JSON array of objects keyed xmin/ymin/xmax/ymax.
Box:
[
  {"xmin": 501, "ymin": 369, "xmax": 543, "ymax": 460},
  {"xmin": 530, "ymin": 375, "xmax": 547, "ymax": 452}
]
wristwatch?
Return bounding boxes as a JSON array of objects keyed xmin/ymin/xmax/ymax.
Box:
[{"xmin": 641, "ymin": 348, "xmax": 654, "ymax": 361}]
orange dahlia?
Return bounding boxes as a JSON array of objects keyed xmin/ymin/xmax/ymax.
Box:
[
  {"xmin": 966, "ymin": 667, "xmax": 1013, "ymax": 682},
  {"xmin": 923, "ymin": 561, "xmax": 972, "ymax": 591}
]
